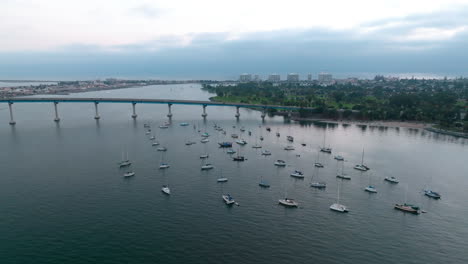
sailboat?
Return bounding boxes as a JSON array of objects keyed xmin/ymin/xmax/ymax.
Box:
[
  {"xmin": 217, "ymin": 169, "xmax": 228, "ymax": 182},
  {"xmin": 290, "ymin": 170, "xmax": 305, "ymax": 178},
  {"xmin": 354, "ymin": 148, "xmax": 369, "ymax": 171},
  {"xmin": 222, "ymin": 194, "xmax": 236, "ymax": 205},
  {"xmin": 320, "ymin": 132, "xmax": 332, "ymax": 153},
  {"xmin": 232, "ymin": 147, "xmax": 245, "ymax": 161},
  {"xmin": 161, "ymin": 185, "xmax": 171, "ymax": 195},
  {"xmin": 123, "ymin": 171, "xmax": 135, "ymax": 177},
  {"xmin": 336, "ymin": 160, "xmax": 351, "ymax": 180},
  {"xmin": 395, "ymin": 184, "xmax": 421, "ymax": 214},
  {"xmin": 364, "ymin": 172, "xmax": 377, "ymax": 193},
  {"xmin": 310, "ymin": 166, "xmax": 327, "ymax": 189},
  {"xmin": 119, "ymin": 150, "xmax": 131, "ymax": 167},
  {"xmin": 159, "ymin": 152, "xmax": 170, "ymax": 169},
  {"xmin": 314, "ymin": 149, "xmax": 324, "ymax": 168},
  {"xmin": 330, "ymin": 180, "xmax": 348, "ymax": 212},
  {"xmin": 201, "ymin": 157, "xmax": 214, "ymax": 170},
  {"xmin": 423, "ymin": 174, "xmax": 441, "ymax": 199}
]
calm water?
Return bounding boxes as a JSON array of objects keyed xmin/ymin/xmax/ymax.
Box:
[{"xmin": 1, "ymin": 84, "xmax": 468, "ymax": 264}]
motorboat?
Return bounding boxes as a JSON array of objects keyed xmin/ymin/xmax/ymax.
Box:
[
  {"xmin": 201, "ymin": 132, "xmax": 210, "ymax": 137},
  {"xmin": 284, "ymin": 146, "xmax": 295, "ymax": 151},
  {"xmin": 261, "ymin": 150, "xmax": 272, "ymax": 155},
  {"xmin": 286, "ymin": 136, "xmax": 294, "ymax": 142},
  {"xmin": 159, "ymin": 163, "xmax": 170, "ymax": 169},
  {"xmin": 314, "ymin": 162, "xmax": 324, "ymax": 168},
  {"xmin": 217, "ymin": 178, "xmax": 228, "ymax": 182},
  {"xmin": 259, "ymin": 181, "xmax": 270, "ymax": 188},
  {"xmin": 161, "ymin": 185, "xmax": 171, "ymax": 195},
  {"xmin": 310, "ymin": 182, "xmax": 327, "ymax": 189},
  {"xmin": 364, "ymin": 185, "xmax": 377, "ymax": 193},
  {"xmin": 424, "ymin": 190, "xmax": 441, "ymax": 199},
  {"xmin": 157, "ymin": 147, "xmax": 167, "ymax": 151},
  {"xmin": 226, "ymin": 149, "xmax": 236, "ymax": 154},
  {"xmin": 252, "ymin": 144, "xmax": 262, "ymax": 149},
  {"xmin": 236, "ymin": 139, "xmax": 248, "ymax": 145},
  {"xmin": 145, "ymin": 131, "xmax": 151, "ymax": 135},
  {"xmin": 201, "ymin": 138, "xmax": 209, "ymax": 143},
  {"xmin": 330, "ymin": 203, "xmax": 348, "ymax": 213},
  {"xmin": 152, "ymin": 141, "xmax": 160, "ymax": 146},
  {"xmin": 334, "ymin": 155, "xmax": 344, "ymax": 161},
  {"xmin": 200, "ymin": 154, "xmax": 209, "ymax": 159},
  {"xmin": 274, "ymin": 160, "xmax": 286, "ymax": 166},
  {"xmin": 218, "ymin": 142, "xmax": 233, "ymax": 148},
  {"xmin": 240, "ymin": 127, "xmax": 246, "ymax": 132},
  {"xmin": 222, "ymin": 194, "xmax": 235, "ymax": 205},
  {"xmin": 185, "ymin": 141, "xmax": 196, "ymax": 145},
  {"xmin": 231, "ymin": 134, "xmax": 239, "ymax": 138},
  {"xmin": 159, "ymin": 125, "xmax": 169, "ymax": 129},
  {"xmin": 123, "ymin": 171, "xmax": 135, "ymax": 177},
  {"xmin": 394, "ymin": 203, "xmax": 420, "ymax": 214},
  {"xmin": 278, "ymin": 198, "xmax": 298, "ymax": 207},
  {"xmin": 149, "ymin": 136, "xmax": 156, "ymax": 140},
  {"xmin": 384, "ymin": 176, "xmax": 399, "ymax": 184},
  {"xmin": 201, "ymin": 163, "xmax": 214, "ymax": 170},
  {"xmin": 336, "ymin": 174, "xmax": 351, "ymax": 180},
  {"xmin": 290, "ymin": 170, "xmax": 305, "ymax": 178},
  {"xmin": 179, "ymin": 122, "xmax": 189, "ymax": 126}
]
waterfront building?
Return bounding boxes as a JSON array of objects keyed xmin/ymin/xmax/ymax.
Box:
[
  {"xmin": 287, "ymin": 73, "xmax": 299, "ymax": 82},
  {"xmin": 318, "ymin": 72, "xmax": 333, "ymax": 84},
  {"xmin": 268, "ymin": 74, "xmax": 281, "ymax": 82},
  {"xmin": 239, "ymin": 74, "xmax": 252, "ymax": 82}
]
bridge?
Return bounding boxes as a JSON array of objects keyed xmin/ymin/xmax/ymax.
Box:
[{"xmin": 0, "ymin": 97, "xmax": 314, "ymax": 125}]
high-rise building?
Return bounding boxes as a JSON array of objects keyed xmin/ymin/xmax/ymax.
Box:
[
  {"xmin": 253, "ymin": 75, "xmax": 260, "ymax": 82},
  {"xmin": 268, "ymin": 74, "xmax": 281, "ymax": 82},
  {"xmin": 287, "ymin": 73, "xmax": 299, "ymax": 82},
  {"xmin": 239, "ymin": 73, "xmax": 252, "ymax": 82},
  {"xmin": 318, "ymin": 72, "xmax": 333, "ymax": 84},
  {"xmin": 307, "ymin": 74, "xmax": 312, "ymax": 81}
]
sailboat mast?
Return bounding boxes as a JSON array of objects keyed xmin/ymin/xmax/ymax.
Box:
[{"xmin": 361, "ymin": 148, "xmax": 365, "ymax": 165}]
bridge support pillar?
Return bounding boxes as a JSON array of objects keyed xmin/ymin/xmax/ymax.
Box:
[
  {"xmin": 53, "ymin": 102, "xmax": 60, "ymax": 122},
  {"xmin": 167, "ymin": 104, "xmax": 173, "ymax": 118},
  {"xmin": 8, "ymin": 102, "xmax": 16, "ymax": 125},
  {"xmin": 94, "ymin": 102, "xmax": 100, "ymax": 120},
  {"xmin": 201, "ymin": 105, "xmax": 207, "ymax": 118},
  {"xmin": 261, "ymin": 108, "xmax": 266, "ymax": 120},
  {"xmin": 131, "ymin": 103, "xmax": 137, "ymax": 119},
  {"xmin": 235, "ymin": 106, "xmax": 240, "ymax": 118}
]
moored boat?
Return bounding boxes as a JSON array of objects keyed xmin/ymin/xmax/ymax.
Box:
[
  {"xmin": 384, "ymin": 176, "xmax": 399, "ymax": 184},
  {"xmin": 222, "ymin": 194, "xmax": 235, "ymax": 205},
  {"xmin": 394, "ymin": 203, "xmax": 420, "ymax": 214},
  {"xmin": 161, "ymin": 185, "xmax": 171, "ymax": 195},
  {"xmin": 278, "ymin": 198, "xmax": 298, "ymax": 207},
  {"xmin": 290, "ymin": 170, "xmax": 305, "ymax": 178},
  {"xmin": 274, "ymin": 160, "xmax": 286, "ymax": 166}
]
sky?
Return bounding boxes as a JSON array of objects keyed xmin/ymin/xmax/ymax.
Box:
[{"xmin": 1, "ymin": 0, "xmax": 468, "ymax": 80}]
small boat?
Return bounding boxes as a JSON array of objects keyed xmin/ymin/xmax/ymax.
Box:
[
  {"xmin": 424, "ymin": 189, "xmax": 441, "ymax": 199},
  {"xmin": 330, "ymin": 203, "xmax": 348, "ymax": 213},
  {"xmin": 123, "ymin": 171, "xmax": 135, "ymax": 177},
  {"xmin": 161, "ymin": 185, "xmax": 171, "ymax": 195},
  {"xmin": 274, "ymin": 160, "xmax": 286, "ymax": 166},
  {"xmin": 384, "ymin": 176, "xmax": 399, "ymax": 183},
  {"xmin": 354, "ymin": 164, "xmax": 368, "ymax": 171},
  {"xmin": 185, "ymin": 141, "xmax": 196, "ymax": 145},
  {"xmin": 260, "ymin": 136, "xmax": 264, "ymax": 141},
  {"xmin": 233, "ymin": 156, "xmax": 246, "ymax": 161},
  {"xmin": 159, "ymin": 163, "xmax": 170, "ymax": 169},
  {"xmin": 301, "ymin": 143, "xmax": 306, "ymax": 147},
  {"xmin": 217, "ymin": 178, "xmax": 228, "ymax": 182},
  {"xmin": 290, "ymin": 170, "xmax": 305, "ymax": 178},
  {"xmin": 218, "ymin": 142, "xmax": 233, "ymax": 148},
  {"xmin": 364, "ymin": 185, "xmax": 377, "ymax": 193},
  {"xmin": 157, "ymin": 147, "xmax": 167, "ymax": 151},
  {"xmin": 334, "ymin": 155, "xmax": 344, "ymax": 161},
  {"xmin": 286, "ymin": 136, "xmax": 294, "ymax": 142},
  {"xmin": 201, "ymin": 138, "xmax": 209, "ymax": 143},
  {"xmin": 314, "ymin": 162, "xmax": 324, "ymax": 168},
  {"xmin": 240, "ymin": 127, "xmax": 246, "ymax": 132},
  {"xmin": 149, "ymin": 136, "xmax": 156, "ymax": 140},
  {"xmin": 145, "ymin": 131, "xmax": 151, "ymax": 135},
  {"xmin": 310, "ymin": 182, "xmax": 327, "ymax": 189},
  {"xmin": 248, "ymin": 131, "xmax": 252, "ymax": 136},
  {"xmin": 261, "ymin": 150, "xmax": 272, "ymax": 155},
  {"xmin": 336, "ymin": 174, "xmax": 351, "ymax": 180},
  {"xmin": 394, "ymin": 203, "xmax": 420, "ymax": 214},
  {"xmin": 222, "ymin": 194, "xmax": 235, "ymax": 205},
  {"xmin": 226, "ymin": 149, "xmax": 236, "ymax": 154},
  {"xmin": 201, "ymin": 163, "xmax": 214, "ymax": 170},
  {"xmin": 143, "ymin": 123, "xmax": 150, "ymax": 128},
  {"xmin": 152, "ymin": 141, "xmax": 160, "ymax": 146},
  {"xmin": 231, "ymin": 134, "xmax": 239, "ymax": 138},
  {"xmin": 119, "ymin": 160, "xmax": 131, "ymax": 167},
  {"xmin": 236, "ymin": 139, "xmax": 247, "ymax": 145},
  {"xmin": 266, "ymin": 127, "xmax": 271, "ymax": 132},
  {"xmin": 201, "ymin": 132, "xmax": 210, "ymax": 137},
  {"xmin": 252, "ymin": 144, "xmax": 262, "ymax": 149},
  {"xmin": 159, "ymin": 125, "xmax": 169, "ymax": 129},
  {"xmin": 320, "ymin": 147, "xmax": 332, "ymax": 153},
  {"xmin": 278, "ymin": 198, "xmax": 298, "ymax": 207},
  {"xmin": 276, "ymin": 132, "xmax": 280, "ymax": 137},
  {"xmin": 179, "ymin": 122, "xmax": 189, "ymax": 126},
  {"xmin": 222, "ymin": 131, "xmax": 226, "ymax": 135},
  {"xmin": 284, "ymin": 145, "xmax": 295, "ymax": 151},
  {"xmin": 200, "ymin": 154, "xmax": 209, "ymax": 159},
  {"xmin": 259, "ymin": 180, "xmax": 270, "ymax": 188}
]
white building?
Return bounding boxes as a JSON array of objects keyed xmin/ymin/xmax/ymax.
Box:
[
  {"xmin": 318, "ymin": 73, "xmax": 333, "ymax": 84},
  {"xmin": 239, "ymin": 73, "xmax": 252, "ymax": 82},
  {"xmin": 287, "ymin": 73, "xmax": 299, "ymax": 82},
  {"xmin": 307, "ymin": 74, "xmax": 312, "ymax": 81},
  {"xmin": 268, "ymin": 74, "xmax": 281, "ymax": 82},
  {"xmin": 253, "ymin": 75, "xmax": 260, "ymax": 82}
]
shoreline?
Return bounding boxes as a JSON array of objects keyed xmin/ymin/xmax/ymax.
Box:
[{"xmin": 291, "ymin": 118, "xmax": 432, "ymax": 129}]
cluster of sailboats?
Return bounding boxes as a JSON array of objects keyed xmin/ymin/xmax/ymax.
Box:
[{"xmin": 118, "ymin": 121, "xmax": 440, "ymax": 213}]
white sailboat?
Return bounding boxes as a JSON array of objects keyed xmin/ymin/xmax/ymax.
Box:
[
  {"xmin": 217, "ymin": 169, "xmax": 228, "ymax": 182},
  {"xmin": 330, "ymin": 180, "xmax": 348, "ymax": 213},
  {"xmin": 123, "ymin": 171, "xmax": 135, "ymax": 177},
  {"xmin": 161, "ymin": 185, "xmax": 171, "ymax": 195},
  {"xmin": 310, "ymin": 166, "xmax": 327, "ymax": 189},
  {"xmin": 336, "ymin": 160, "xmax": 351, "ymax": 180},
  {"xmin": 354, "ymin": 148, "xmax": 369, "ymax": 171},
  {"xmin": 364, "ymin": 172, "xmax": 377, "ymax": 193},
  {"xmin": 159, "ymin": 152, "xmax": 170, "ymax": 169},
  {"xmin": 119, "ymin": 150, "xmax": 131, "ymax": 167},
  {"xmin": 320, "ymin": 132, "xmax": 332, "ymax": 153}
]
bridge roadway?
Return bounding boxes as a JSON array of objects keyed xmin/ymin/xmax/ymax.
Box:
[{"xmin": 1, "ymin": 97, "xmax": 315, "ymax": 125}]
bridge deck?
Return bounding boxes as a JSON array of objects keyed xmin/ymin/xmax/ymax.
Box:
[{"xmin": 0, "ymin": 97, "xmax": 313, "ymax": 111}]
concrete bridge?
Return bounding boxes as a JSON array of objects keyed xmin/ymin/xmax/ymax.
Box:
[{"xmin": 0, "ymin": 97, "xmax": 315, "ymax": 125}]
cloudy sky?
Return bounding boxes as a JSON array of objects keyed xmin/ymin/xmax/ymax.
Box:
[{"xmin": 1, "ymin": 0, "xmax": 468, "ymax": 79}]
